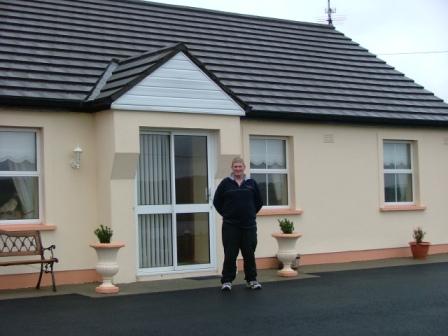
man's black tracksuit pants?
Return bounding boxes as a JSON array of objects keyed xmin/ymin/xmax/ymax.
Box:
[{"xmin": 221, "ymin": 224, "xmax": 257, "ymax": 284}]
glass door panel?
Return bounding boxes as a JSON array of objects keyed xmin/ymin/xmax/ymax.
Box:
[
  {"xmin": 137, "ymin": 134, "xmax": 171, "ymax": 205},
  {"xmin": 137, "ymin": 132, "xmax": 214, "ymax": 273},
  {"xmin": 138, "ymin": 213, "xmax": 173, "ymax": 268},
  {"xmin": 174, "ymin": 135, "xmax": 208, "ymax": 204},
  {"xmin": 176, "ymin": 212, "xmax": 210, "ymax": 266}
]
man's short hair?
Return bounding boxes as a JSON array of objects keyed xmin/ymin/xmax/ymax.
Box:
[{"xmin": 231, "ymin": 156, "xmax": 246, "ymax": 166}]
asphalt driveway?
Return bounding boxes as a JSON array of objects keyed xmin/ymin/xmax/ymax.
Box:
[{"xmin": 1, "ymin": 262, "xmax": 447, "ymax": 336}]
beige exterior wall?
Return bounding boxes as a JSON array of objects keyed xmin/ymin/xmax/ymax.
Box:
[
  {"xmin": 1, "ymin": 108, "xmax": 241, "ymax": 284},
  {"xmin": 242, "ymin": 119, "xmax": 448, "ymax": 258},
  {"xmin": 96, "ymin": 110, "xmax": 241, "ymax": 283},
  {"xmin": 0, "ymin": 108, "xmax": 98, "ymax": 275},
  {"xmin": 2, "ymin": 107, "xmax": 448, "ymax": 286}
]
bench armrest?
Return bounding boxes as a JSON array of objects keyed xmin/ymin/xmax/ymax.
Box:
[{"xmin": 42, "ymin": 244, "xmax": 56, "ymax": 259}]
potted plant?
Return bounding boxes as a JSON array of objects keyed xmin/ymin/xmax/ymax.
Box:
[
  {"xmin": 271, "ymin": 218, "xmax": 302, "ymax": 277},
  {"xmin": 409, "ymin": 227, "xmax": 430, "ymax": 259},
  {"xmin": 94, "ymin": 224, "xmax": 113, "ymax": 243},
  {"xmin": 90, "ymin": 225, "xmax": 125, "ymax": 294}
]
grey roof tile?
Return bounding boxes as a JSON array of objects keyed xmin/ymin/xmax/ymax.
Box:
[
  {"xmin": 231, "ymin": 86, "xmax": 440, "ymax": 101},
  {"xmin": 0, "ymin": 0, "xmax": 447, "ymax": 125},
  {"xmin": 92, "ymin": 46, "xmax": 179, "ymax": 100},
  {"xmin": 0, "ymin": 88, "xmax": 87, "ymax": 100},
  {"xmin": 0, "ymin": 62, "xmax": 104, "ymax": 76}
]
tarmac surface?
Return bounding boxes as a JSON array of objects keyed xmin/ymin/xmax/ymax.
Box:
[{"xmin": 0, "ymin": 254, "xmax": 447, "ymax": 336}]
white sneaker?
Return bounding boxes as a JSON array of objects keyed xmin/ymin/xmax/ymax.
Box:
[
  {"xmin": 246, "ymin": 280, "xmax": 262, "ymax": 290},
  {"xmin": 221, "ymin": 282, "xmax": 232, "ymax": 291}
]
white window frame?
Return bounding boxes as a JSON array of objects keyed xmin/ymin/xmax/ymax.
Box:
[
  {"xmin": 0, "ymin": 127, "xmax": 42, "ymax": 225},
  {"xmin": 249, "ymin": 136, "xmax": 289, "ymax": 208},
  {"xmin": 383, "ymin": 140, "xmax": 415, "ymax": 205}
]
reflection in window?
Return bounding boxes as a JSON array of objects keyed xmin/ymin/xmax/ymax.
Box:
[
  {"xmin": 174, "ymin": 136, "xmax": 208, "ymax": 204},
  {"xmin": 176, "ymin": 213, "xmax": 210, "ymax": 265}
]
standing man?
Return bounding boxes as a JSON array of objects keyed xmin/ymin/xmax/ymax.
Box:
[{"xmin": 213, "ymin": 157, "xmax": 263, "ymax": 291}]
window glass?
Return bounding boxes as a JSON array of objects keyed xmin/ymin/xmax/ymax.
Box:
[
  {"xmin": 383, "ymin": 143, "xmax": 395, "ymax": 169},
  {"xmin": 176, "ymin": 212, "xmax": 210, "ymax": 266},
  {"xmin": 251, "ymin": 173, "xmax": 267, "ymax": 205},
  {"xmin": 0, "ymin": 129, "xmax": 39, "ymax": 222},
  {"xmin": 267, "ymin": 174, "xmax": 288, "ymax": 205},
  {"xmin": 0, "ymin": 177, "xmax": 39, "ymax": 220},
  {"xmin": 397, "ymin": 173, "xmax": 413, "ymax": 202},
  {"xmin": 137, "ymin": 134, "xmax": 171, "ymax": 205},
  {"xmin": 383, "ymin": 141, "xmax": 413, "ymax": 203},
  {"xmin": 250, "ymin": 139, "xmax": 266, "ymax": 169},
  {"xmin": 174, "ymin": 135, "xmax": 208, "ymax": 204},
  {"xmin": 395, "ymin": 143, "xmax": 411, "ymax": 169},
  {"xmin": 384, "ymin": 173, "xmax": 396, "ymax": 202},
  {"xmin": 250, "ymin": 137, "xmax": 288, "ymax": 207},
  {"xmin": 267, "ymin": 139, "xmax": 286, "ymax": 169},
  {"xmin": 0, "ymin": 131, "xmax": 36, "ymax": 171}
]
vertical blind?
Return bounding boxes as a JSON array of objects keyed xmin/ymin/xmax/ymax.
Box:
[
  {"xmin": 137, "ymin": 134, "xmax": 171, "ymax": 205},
  {"xmin": 138, "ymin": 133, "xmax": 173, "ymax": 268},
  {"xmin": 139, "ymin": 214, "xmax": 173, "ymax": 268}
]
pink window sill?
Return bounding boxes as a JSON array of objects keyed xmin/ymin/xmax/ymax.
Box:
[
  {"xmin": 380, "ymin": 205, "xmax": 426, "ymax": 212},
  {"xmin": 258, "ymin": 208, "xmax": 303, "ymax": 216},
  {"xmin": 0, "ymin": 224, "xmax": 56, "ymax": 233}
]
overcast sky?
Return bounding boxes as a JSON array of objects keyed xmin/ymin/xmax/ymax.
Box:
[{"xmin": 147, "ymin": 0, "xmax": 448, "ymax": 103}]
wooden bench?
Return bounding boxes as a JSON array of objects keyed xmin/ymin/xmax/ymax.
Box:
[{"xmin": 0, "ymin": 230, "xmax": 58, "ymax": 291}]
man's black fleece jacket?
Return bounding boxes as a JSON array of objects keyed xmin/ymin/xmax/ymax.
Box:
[{"xmin": 213, "ymin": 177, "xmax": 263, "ymax": 228}]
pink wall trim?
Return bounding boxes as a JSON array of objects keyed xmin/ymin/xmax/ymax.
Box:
[
  {"xmin": 238, "ymin": 244, "xmax": 448, "ymax": 270},
  {"xmin": 0, "ymin": 269, "xmax": 101, "ymax": 290},
  {"xmin": 2, "ymin": 245, "xmax": 448, "ymax": 290},
  {"xmin": 299, "ymin": 244, "xmax": 448, "ymax": 265}
]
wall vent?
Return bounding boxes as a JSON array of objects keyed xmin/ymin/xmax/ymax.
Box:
[{"xmin": 323, "ymin": 134, "xmax": 335, "ymax": 143}]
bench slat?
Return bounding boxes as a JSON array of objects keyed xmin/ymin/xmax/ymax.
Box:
[
  {"xmin": 0, "ymin": 231, "xmax": 42, "ymax": 257},
  {"xmin": 0, "ymin": 258, "xmax": 58, "ymax": 266}
]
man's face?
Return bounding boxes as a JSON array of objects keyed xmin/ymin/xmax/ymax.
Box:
[{"xmin": 232, "ymin": 162, "xmax": 245, "ymax": 178}]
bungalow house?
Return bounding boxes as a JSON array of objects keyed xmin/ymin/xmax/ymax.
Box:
[{"xmin": 1, "ymin": 0, "xmax": 448, "ymax": 289}]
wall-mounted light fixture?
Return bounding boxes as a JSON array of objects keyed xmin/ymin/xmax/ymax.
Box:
[{"xmin": 71, "ymin": 145, "xmax": 83, "ymax": 169}]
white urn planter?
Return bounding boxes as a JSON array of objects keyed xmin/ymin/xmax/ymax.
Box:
[
  {"xmin": 90, "ymin": 242, "xmax": 125, "ymax": 294},
  {"xmin": 272, "ymin": 232, "xmax": 302, "ymax": 277}
]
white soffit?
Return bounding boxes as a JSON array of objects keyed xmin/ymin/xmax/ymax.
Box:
[{"xmin": 112, "ymin": 52, "xmax": 245, "ymax": 116}]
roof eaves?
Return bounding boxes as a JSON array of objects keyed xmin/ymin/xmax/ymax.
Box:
[
  {"xmin": 244, "ymin": 110, "xmax": 448, "ymax": 127},
  {"xmin": 0, "ymin": 95, "xmax": 85, "ymax": 111}
]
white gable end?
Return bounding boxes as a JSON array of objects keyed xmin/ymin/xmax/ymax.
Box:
[{"xmin": 112, "ymin": 52, "xmax": 245, "ymax": 116}]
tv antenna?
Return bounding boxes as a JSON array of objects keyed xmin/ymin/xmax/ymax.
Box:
[
  {"xmin": 317, "ymin": 0, "xmax": 345, "ymax": 26},
  {"xmin": 325, "ymin": 0, "xmax": 336, "ymax": 25}
]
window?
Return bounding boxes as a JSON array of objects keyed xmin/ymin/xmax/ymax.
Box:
[
  {"xmin": 250, "ymin": 137, "xmax": 288, "ymax": 207},
  {"xmin": 383, "ymin": 141, "xmax": 414, "ymax": 203},
  {"xmin": 0, "ymin": 129, "xmax": 40, "ymax": 223}
]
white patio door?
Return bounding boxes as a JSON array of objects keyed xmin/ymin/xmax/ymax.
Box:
[{"xmin": 136, "ymin": 131, "xmax": 215, "ymax": 274}]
